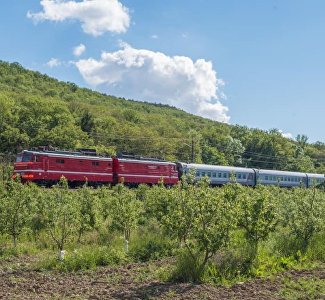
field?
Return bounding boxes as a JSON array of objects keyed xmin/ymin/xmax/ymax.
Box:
[
  {"xmin": 1, "ymin": 177, "xmax": 325, "ymax": 299},
  {"xmin": 1, "ymin": 256, "xmax": 325, "ymax": 299}
]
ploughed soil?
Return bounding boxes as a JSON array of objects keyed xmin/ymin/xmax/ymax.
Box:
[{"xmin": 0, "ymin": 255, "xmax": 325, "ymax": 299}]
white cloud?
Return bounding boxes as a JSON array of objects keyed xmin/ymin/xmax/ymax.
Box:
[
  {"xmin": 73, "ymin": 43, "xmax": 86, "ymax": 57},
  {"xmin": 27, "ymin": 0, "xmax": 130, "ymax": 36},
  {"xmin": 279, "ymin": 130, "xmax": 293, "ymax": 139},
  {"xmin": 46, "ymin": 58, "xmax": 61, "ymax": 67},
  {"xmin": 75, "ymin": 44, "xmax": 229, "ymax": 122},
  {"xmin": 151, "ymin": 34, "xmax": 158, "ymax": 39}
]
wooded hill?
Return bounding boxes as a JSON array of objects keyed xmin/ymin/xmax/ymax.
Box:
[{"xmin": 1, "ymin": 60, "xmax": 325, "ymax": 173}]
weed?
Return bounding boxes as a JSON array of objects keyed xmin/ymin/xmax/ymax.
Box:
[{"xmin": 280, "ymin": 276, "xmax": 325, "ymax": 300}]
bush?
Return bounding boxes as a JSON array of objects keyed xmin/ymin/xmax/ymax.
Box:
[
  {"xmin": 306, "ymin": 232, "xmax": 325, "ymax": 262},
  {"xmin": 38, "ymin": 246, "xmax": 128, "ymax": 272},
  {"xmin": 170, "ymin": 250, "xmax": 204, "ymax": 283},
  {"xmin": 129, "ymin": 234, "xmax": 175, "ymax": 262}
]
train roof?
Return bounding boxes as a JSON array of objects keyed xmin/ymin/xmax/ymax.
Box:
[
  {"xmin": 306, "ymin": 173, "xmax": 325, "ymax": 178},
  {"xmin": 22, "ymin": 150, "xmax": 113, "ymax": 161},
  {"xmin": 181, "ymin": 163, "xmax": 255, "ymax": 173},
  {"xmin": 118, "ymin": 158, "xmax": 176, "ymax": 165},
  {"xmin": 257, "ymin": 169, "xmax": 307, "ymax": 177}
]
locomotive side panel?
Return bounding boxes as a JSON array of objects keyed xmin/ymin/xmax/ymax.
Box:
[{"xmin": 114, "ymin": 158, "xmax": 178, "ymax": 186}]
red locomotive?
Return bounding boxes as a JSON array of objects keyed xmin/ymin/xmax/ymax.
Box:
[{"xmin": 13, "ymin": 147, "xmax": 179, "ymax": 187}]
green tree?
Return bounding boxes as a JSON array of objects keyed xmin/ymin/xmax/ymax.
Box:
[
  {"xmin": 282, "ymin": 187, "xmax": 325, "ymax": 254},
  {"xmin": 110, "ymin": 184, "xmax": 142, "ymax": 252},
  {"xmin": 44, "ymin": 177, "xmax": 80, "ymax": 255},
  {"xmin": 0, "ymin": 179, "xmax": 34, "ymax": 247},
  {"xmin": 238, "ymin": 185, "xmax": 279, "ymax": 263},
  {"xmin": 76, "ymin": 185, "xmax": 100, "ymax": 243},
  {"xmin": 162, "ymin": 177, "xmax": 237, "ymax": 281}
]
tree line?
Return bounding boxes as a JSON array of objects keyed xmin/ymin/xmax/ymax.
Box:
[{"xmin": 0, "ymin": 60, "xmax": 325, "ymax": 173}]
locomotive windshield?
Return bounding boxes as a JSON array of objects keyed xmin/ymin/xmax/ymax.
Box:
[
  {"xmin": 20, "ymin": 152, "xmax": 33, "ymax": 162},
  {"xmin": 16, "ymin": 154, "xmax": 22, "ymax": 162}
]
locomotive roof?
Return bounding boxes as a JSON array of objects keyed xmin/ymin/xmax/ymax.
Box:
[
  {"xmin": 117, "ymin": 158, "xmax": 176, "ymax": 165},
  {"xmin": 23, "ymin": 150, "xmax": 112, "ymax": 161}
]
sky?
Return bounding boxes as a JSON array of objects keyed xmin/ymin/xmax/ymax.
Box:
[{"xmin": 1, "ymin": 0, "xmax": 325, "ymax": 142}]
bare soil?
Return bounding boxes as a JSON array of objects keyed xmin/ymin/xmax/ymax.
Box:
[{"xmin": 0, "ymin": 256, "xmax": 324, "ymax": 299}]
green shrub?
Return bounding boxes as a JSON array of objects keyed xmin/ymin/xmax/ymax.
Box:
[
  {"xmin": 170, "ymin": 250, "xmax": 204, "ymax": 283},
  {"xmin": 306, "ymin": 231, "xmax": 325, "ymax": 262},
  {"xmin": 37, "ymin": 246, "xmax": 128, "ymax": 272},
  {"xmin": 129, "ymin": 234, "xmax": 175, "ymax": 262}
]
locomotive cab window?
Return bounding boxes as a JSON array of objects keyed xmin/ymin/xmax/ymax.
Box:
[{"xmin": 22, "ymin": 152, "xmax": 33, "ymax": 162}]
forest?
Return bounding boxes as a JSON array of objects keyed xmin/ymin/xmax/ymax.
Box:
[{"xmin": 1, "ymin": 60, "xmax": 325, "ymax": 175}]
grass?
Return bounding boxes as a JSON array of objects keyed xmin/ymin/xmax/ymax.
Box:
[
  {"xmin": 36, "ymin": 246, "xmax": 128, "ymax": 272},
  {"xmin": 280, "ymin": 276, "xmax": 325, "ymax": 300}
]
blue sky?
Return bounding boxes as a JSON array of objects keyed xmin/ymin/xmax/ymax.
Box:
[{"xmin": 1, "ymin": 0, "xmax": 325, "ymax": 142}]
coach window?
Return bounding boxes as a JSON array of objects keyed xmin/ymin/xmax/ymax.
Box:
[
  {"xmin": 92, "ymin": 161, "xmax": 100, "ymax": 166},
  {"xmin": 34, "ymin": 155, "xmax": 40, "ymax": 162},
  {"xmin": 196, "ymin": 171, "xmax": 200, "ymax": 177},
  {"xmin": 243, "ymin": 174, "xmax": 247, "ymax": 179},
  {"xmin": 218, "ymin": 173, "xmax": 222, "ymax": 178},
  {"xmin": 56, "ymin": 159, "xmax": 65, "ymax": 164},
  {"xmin": 212, "ymin": 172, "xmax": 216, "ymax": 178},
  {"xmin": 238, "ymin": 174, "xmax": 242, "ymax": 179},
  {"xmin": 207, "ymin": 172, "xmax": 211, "ymax": 177},
  {"xmin": 201, "ymin": 171, "xmax": 206, "ymax": 177}
]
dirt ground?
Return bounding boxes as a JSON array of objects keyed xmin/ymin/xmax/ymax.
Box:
[{"xmin": 0, "ymin": 256, "xmax": 324, "ymax": 300}]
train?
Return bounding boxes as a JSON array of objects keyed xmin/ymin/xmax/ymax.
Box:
[{"xmin": 13, "ymin": 147, "xmax": 325, "ymax": 188}]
